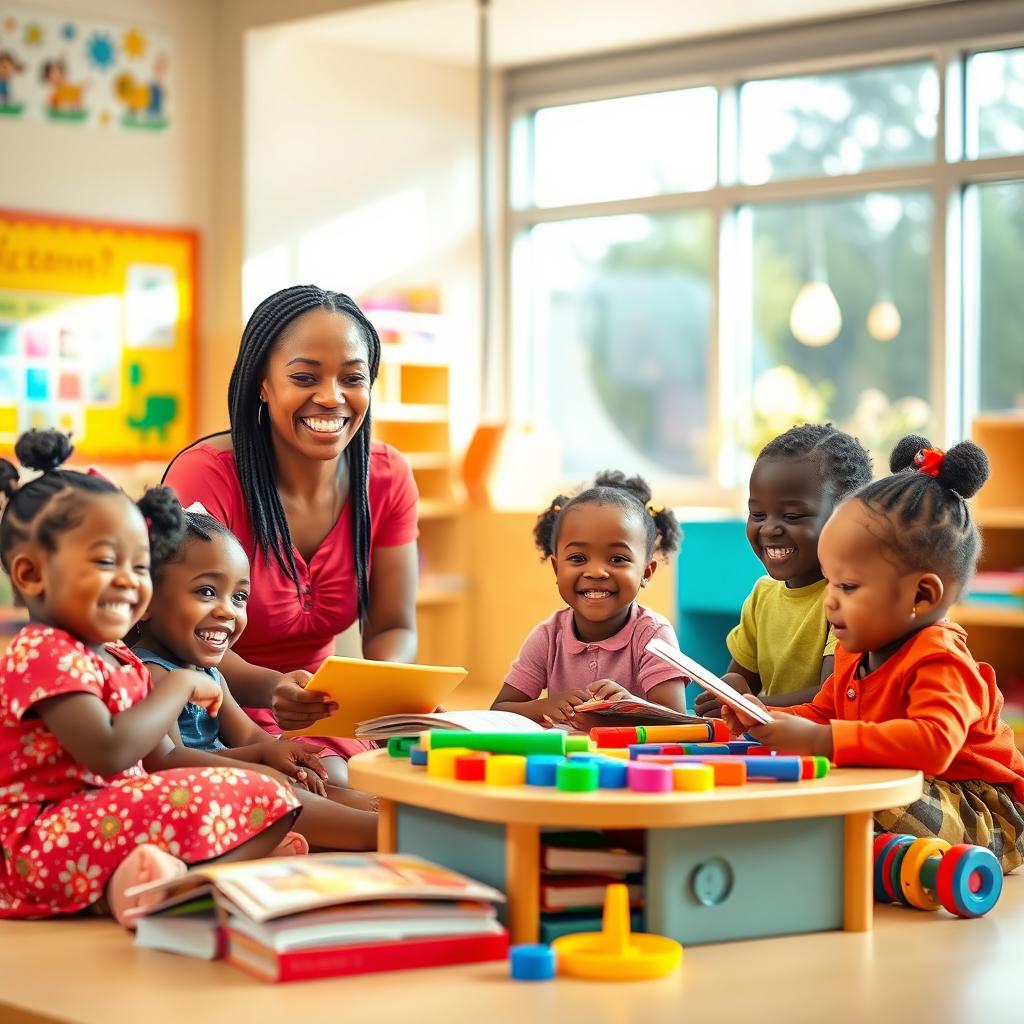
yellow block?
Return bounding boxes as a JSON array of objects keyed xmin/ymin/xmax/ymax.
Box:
[
  {"xmin": 427, "ymin": 746, "xmax": 473, "ymax": 779},
  {"xmin": 485, "ymin": 754, "xmax": 527, "ymax": 786},
  {"xmin": 598, "ymin": 748, "xmax": 630, "ymax": 760},
  {"xmin": 673, "ymin": 764, "xmax": 714, "ymax": 792}
]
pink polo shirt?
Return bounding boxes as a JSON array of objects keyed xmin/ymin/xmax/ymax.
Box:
[{"xmin": 505, "ymin": 604, "xmax": 685, "ymax": 699}]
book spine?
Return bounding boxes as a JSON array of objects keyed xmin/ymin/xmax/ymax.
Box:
[{"xmin": 229, "ymin": 930, "xmax": 509, "ymax": 983}]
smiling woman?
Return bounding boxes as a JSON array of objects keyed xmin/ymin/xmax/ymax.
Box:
[{"xmin": 162, "ymin": 287, "xmax": 420, "ymax": 782}]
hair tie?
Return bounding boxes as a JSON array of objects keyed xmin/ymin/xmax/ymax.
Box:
[
  {"xmin": 85, "ymin": 465, "xmax": 114, "ymax": 484},
  {"xmin": 552, "ymin": 503, "xmax": 562, "ymax": 513},
  {"xmin": 914, "ymin": 447, "xmax": 945, "ymax": 478},
  {"xmin": 184, "ymin": 501, "xmax": 210, "ymax": 516},
  {"xmin": 645, "ymin": 500, "xmax": 664, "ymax": 517}
]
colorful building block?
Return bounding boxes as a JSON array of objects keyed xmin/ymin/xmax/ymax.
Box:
[
  {"xmin": 627, "ymin": 762, "xmax": 673, "ymax": 793},
  {"xmin": 486, "ymin": 754, "xmax": 527, "ymax": 786},
  {"xmin": 427, "ymin": 746, "xmax": 474, "ymax": 779},
  {"xmin": 672, "ymin": 764, "xmax": 714, "ymax": 792},
  {"xmin": 525, "ymin": 754, "xmax": 565, "ymax": 787},
  {"xmin": 510, "ymin": 943, "xmax": 557, "ymax": 981},
  {"xmin": 409, "ymin": 745, "xmax": 428, "ymax": 766},
  {"xmin": 597, "ymin": 760, "xmax": 629, "ymax": 789},
  {"xmin": 423, "ymin": 731, "xmax": 567, "ymax": 756},
  {"xmin": 454, "ymin": 752, "xmax": 490, "ymax": 781},
  {"xmin": 556, "ymin": 760, "xmax": 599, "ymax": 792}
]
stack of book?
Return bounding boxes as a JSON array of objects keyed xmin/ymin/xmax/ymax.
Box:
[
  {"xmin": 537, "ymin": 831, "xmax": 645, "ymax": 942},
  {"xmin": 964, "ymin": 569, "xmax": 1024, "ymax": 609},
  {"xmin": 132, "ymin": 853, "xmax": 508, "ymax": 983}
]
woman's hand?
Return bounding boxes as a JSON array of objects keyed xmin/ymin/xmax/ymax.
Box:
[
  {"xmin": 257, "ymin": 740, "xmax": 330, "ymax": 796},
  {"xmin": 271, "ymin": 670, "xmax": 337, "ymax": 731}
]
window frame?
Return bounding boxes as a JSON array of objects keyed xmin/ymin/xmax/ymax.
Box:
[{"xmin": 502, "ymin": 3, "xmax": 1024, "ymax": 501}]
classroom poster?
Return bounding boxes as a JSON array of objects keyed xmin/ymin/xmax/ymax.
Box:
[
  {"xmin": 0, "ymin": 209, "xmax": 196, "ymax": 460},
  {"xmin": 0, "ymin": 6, "xmax": 172, "ymax": 130}
]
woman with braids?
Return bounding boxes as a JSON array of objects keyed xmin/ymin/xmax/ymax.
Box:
[
  {"xmin": 696, "ymin": 422, "xmax": 873, "ymax": 717},
  {"xmin": 491, "ymin": 470, "xmax": 687, "ymax": 728},
  {"xmin": 163, "ymin": 287, "xmax": 418, "ymax": 784},
  {"xmin": 0, "ymin": 430, "xmax": 303, "ymax": 924},
  {"xmin": 722, "ymin": 435, "xmax": 1024, "ymax": 872}
]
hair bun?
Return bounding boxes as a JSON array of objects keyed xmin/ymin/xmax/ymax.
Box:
[
  {"xmin": 594, "ymin": 469, "xmax": 652, "ymax": 504},
  {"xmin": 14, "ymin": 429, "xmax": 73, "ymax": 473},
  {"xmin": 889, "ymin": 434, "xmax": 932, "ymax": 473},
  {"xmin": 938, "ymin": 440, "xmax": 990, "ymax": 499}
]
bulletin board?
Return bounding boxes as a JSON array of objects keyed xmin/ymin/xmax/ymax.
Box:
[{"xmin": 0, "ymin": 209, "xmax": 196, "ymax": 461}]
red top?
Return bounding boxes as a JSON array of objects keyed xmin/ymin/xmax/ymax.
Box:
[
  {"xmin": 784, "ymin": 620, "xmax": 1024, "ymax": 802},
  {"xmin": 164, "ymin": 440, "xmax": 419, "ymax": 675}
]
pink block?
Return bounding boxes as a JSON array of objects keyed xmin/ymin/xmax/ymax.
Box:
[{"xmin": 628, "ymin": 761, "xmax": 673, "ymax": 793}]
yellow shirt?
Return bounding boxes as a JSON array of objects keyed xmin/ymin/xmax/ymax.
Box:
[{"xmin": 726, "ymin": 576, "xmax": 837, "ymax": 697}]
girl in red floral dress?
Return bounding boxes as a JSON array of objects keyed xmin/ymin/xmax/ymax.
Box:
[{"xmin": 0, "ymin": 430, "xmax": 303, "ymax": 925}]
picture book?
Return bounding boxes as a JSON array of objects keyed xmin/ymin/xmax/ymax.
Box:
[
  {"xmin": 645, "ymin": 638, "xmax": 773, "ymax": 725},
  {"xmin": 128, "ymin": 852, "xmax": 505, "ymax": 924},
  {"xmin": 281, "ymin": 657, "xmax": 467, "ymax": 739},
  {"xmin": 570, "ymin": 692, "xmax": 708, "ymax": 724},
  {"xmin": 355, "ymin": 708, "xmax": 543, "ymax": 738}
]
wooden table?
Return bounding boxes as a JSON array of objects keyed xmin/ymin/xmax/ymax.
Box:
[
  {"xmin": 1, "ymin": 878, "xmax": 1020, "ymax": 1023},
  {"xmin": 348, "ymin": 751, "xmax": 923, "ymax": 945}
]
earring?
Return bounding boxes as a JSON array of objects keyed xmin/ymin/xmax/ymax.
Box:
[
  {"xmin": 911, "ymin": 605, "xmax": 917, "ymax": 619},
  {"xmin": 257, "ymin": 400, "xmax": 265, "ymax": 426}
]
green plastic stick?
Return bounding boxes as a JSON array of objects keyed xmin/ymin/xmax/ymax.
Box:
[{"xmin": 424, "ymin": 731, "xmax": 567, "ymax": 755}]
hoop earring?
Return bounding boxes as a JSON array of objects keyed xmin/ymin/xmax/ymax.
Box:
[{"xmin": 257, "ymin": 400, "xmax": 265, "ymax": 427}]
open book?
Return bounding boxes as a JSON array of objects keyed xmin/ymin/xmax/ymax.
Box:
[
  {"xmin": 570, "ymin": 692, "xmax": 707, "ymax": 725},
  {"xmin": 355, "ymin": 708, "xmax": 543, "ymax": 738}
]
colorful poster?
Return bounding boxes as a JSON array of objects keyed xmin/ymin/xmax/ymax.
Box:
[
  {"xmin": 0, "ymin": 7, "xmax": 172, "ymax": 130},
  {"xmin": 0, "ymin": 210, "xmax": 196, "ymax": 460}
]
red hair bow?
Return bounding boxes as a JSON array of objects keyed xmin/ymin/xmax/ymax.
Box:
[{"xmin": 914, "ymin": 447, "xmax": 944, "ymax": 478}]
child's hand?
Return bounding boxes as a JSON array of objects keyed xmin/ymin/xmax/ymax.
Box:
[
  {"xmin": 271, "ymin": 670, "xmax": 338, "ymax": 731},
  {"xmin": 587, "ymin": 679, "xmax": 631, "ymax": 701},
  {"xmin": 719, "ymin": 693, "xmax": 769, "ymax": 736},
  {"xmin": 533, "ymin": 690, "xmax": 591, "ymax": 726},
  {"xmin": 258, "ymin": 740, "xmax": 330, "ymax": 796},
  {"xmin": 185, "ymin": 673, "xmax": 223, "ymax": 718},
  {"xmin": 695, "ymin": 673, "xmax": 751, "ymax": 719},
  {"xmin": 746, "ymin": 716, "xmax": 833, "ymax": 758}
]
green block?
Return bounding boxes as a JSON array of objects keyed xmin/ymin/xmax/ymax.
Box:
[
  {"xmin": 556, "ymin": 761, "xmax": 599, "ymax": 792},
  {"xmin": 564, "ymin": 735, "xmax": 591, "ymax": 753},
  {"xmin": 387, "ymin": 735, "xmax": 418, "ymax": 758},
  {"xmin": 426, "ymin": 731, "xmax": 566, "ymax": 756},
  {"xmin": 812, "ymin": 756, "xmax": 830, "ymax": 778}
]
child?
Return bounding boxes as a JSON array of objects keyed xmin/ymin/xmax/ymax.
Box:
[
  {"xmin": 0, "ymin": 430, "xmax": 303, "ymax": 925},
  {"xmin": 492, "ymin": 471, "xmax": 686, "ymax": 726},
  {"xmin": 132, "ymin": 505, "xmax": 377, "ymax": 850},
  {"xmin": 722, "ymin": 435, "xmax": 1024, "ymax": 872},
  {"xmin": 696, "ymin": 422, "xmax": 872, "ymax": 716}
]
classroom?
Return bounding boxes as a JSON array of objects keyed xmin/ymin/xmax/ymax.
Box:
[{"xmin": 0, "ymin": 0, "xmax": 1022, "ymax": 1019}]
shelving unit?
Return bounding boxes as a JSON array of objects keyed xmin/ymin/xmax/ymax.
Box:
[
  {"xmin": 368, "ymin": 309, "xmax": 468, "ymax": 670},
  {"xmin": 949, "ymin": 416, "xmax": 1024, "ymax": 747}
]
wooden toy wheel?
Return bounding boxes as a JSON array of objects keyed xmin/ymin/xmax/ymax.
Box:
[
  {"xmin": 873, "ymin": 834, "xmax": 904, "ymax": 902},
  {"xmin": 935, "ymin": 845, "xmax": 1003, "ymax": 918},
  {"xmin": 880, "ymin": 835, "xmax": 915, "ymax": 904},
  {"xmin": 899, "ymin": 837, "xmax": 949, "ymax": 910}
]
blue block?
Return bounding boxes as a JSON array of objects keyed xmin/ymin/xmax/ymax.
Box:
[
  {"xmin": 409, "ymin": 746, "xmax": 428, "ymax": 766},
  {"xmin": 510, "ymin": 944, "xmax": 556, "ymax": 981},
  {"xmin": 726, "ymin": 741, "xmax": 762, "ymax": 754},
  {"xmin": 597, "ymin": 760, "xmax": 628, "ymax": 789},
  {"xmin": 525, "ymin": 754, "xmax": 564, "ymax": 787}
]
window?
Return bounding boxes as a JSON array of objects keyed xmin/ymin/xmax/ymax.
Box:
[{"xmin": 509, "ymin": 17, "xmax": 1024, "ymax": 494}]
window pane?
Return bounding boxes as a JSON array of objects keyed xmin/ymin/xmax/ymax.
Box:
[
  {"xmin": 747, "ymin": 192, "xmax": 932, "ymax": 465},
  {"xmin": 739, "ymin": 63, "xmax": 938, "ymax": 184},
  {"xmin": 523, "ymin": 212, "xmax": 712, "ymax": 478},
  {"xmin": 972, "ymin": 181, "xmax": 1024, "ymax": 413},
  {"xmin": 531, "ymin": 89, "xmax": 716, "ymax": 207},
  {"xmin": 967, "ymin": 49, "xmax": 1024, "ymax": 158}
]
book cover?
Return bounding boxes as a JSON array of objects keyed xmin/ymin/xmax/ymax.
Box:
[
  {"xmin": 539, "ymin": 875, "xmax": 644, "ymax": 912},
  {"xmin": 226, "ymin": 928, "xmax": 510, "ymax": 983},
  {"xmin": 129, "ymin": 853, "xmax": 505, "ymax": 924},
  {"xmin": 570, "ymin": 694, "xmax": 707, "ymax": 725},
  {"xmin": 541, "ymin": 835, "xmax": 645, "ymax": 874},
  {"xmin": 135, "ymin": 898, "xmax": 223, "ymax": 960}
]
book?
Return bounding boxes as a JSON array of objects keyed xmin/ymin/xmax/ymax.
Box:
[
  {"xmin": 135, "ymin": 896, "xmax": 223, "ymax": 960},
  {"xmin": 541, "ymin": 831, "xmax": 645, "ymax": 874},
  {"xmin": 226, "ymin": 928, "xmax": 510, "ymax": 984},
  {"xmin": 281, "ymin": 657, "xmax": 468, "ymax": 739},
  {"xmin": 539, "ymin": 875, "xmax": 644, "ymax": 912},
  {"xmin": 645, "ymin": 638, "xmax": 773, "ymax": 726},
  {"xmin": 570, "ymin": 693, "xmax": 708, "ymax": 725},
  {"xmin": 128, "ymin": 852, "xmax": 505, "ymax": 924},
  {"xmin": 355, "ymin": 708, "xmax": 543, "ymax": 738}
]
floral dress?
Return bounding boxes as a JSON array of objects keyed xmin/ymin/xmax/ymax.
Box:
[{"xmin": 0, "ymin": 624, "xmax": 300, "ymax": 918}]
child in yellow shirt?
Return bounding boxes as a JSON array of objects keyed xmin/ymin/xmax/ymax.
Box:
[{"xmin": 697, "ymin": 423, "xmax": 872, "ymax": 715}]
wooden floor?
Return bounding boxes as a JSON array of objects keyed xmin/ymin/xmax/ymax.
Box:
[{"xmin": 1, "ymin": 875, "xmax": 1021, "ymax": 1023}]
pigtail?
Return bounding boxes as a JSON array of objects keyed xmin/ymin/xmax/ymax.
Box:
[
  {"xmin": 938, "ymin": 440, "xmax": 989, "ymax": 500},
  {"xmin": 137, "ymin": 486, "xmax": 186, "ymax": 569},
  {"xmin": 533, "ymin": 493, "xmax": 570, "ymax": 558},
  {"xmin": 652, "ymin": 507, "xmax": 681, "ymax": 559},
  {"xmin": 0, "ymin": 459, "xmax": 19, "ymax": 500},
  {"xmin": 889, "ymin": 434, "xmax": 931, "ymax": 474}
]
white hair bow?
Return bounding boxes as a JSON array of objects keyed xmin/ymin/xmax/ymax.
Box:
[{"xmin": 184, "ymin": 501, "xmax": 211, "ymax": 516}]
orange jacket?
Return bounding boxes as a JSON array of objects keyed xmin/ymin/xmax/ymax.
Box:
[{"xmin": 784, "ymin": 621, "xmax": 1024, "ymax": 803}]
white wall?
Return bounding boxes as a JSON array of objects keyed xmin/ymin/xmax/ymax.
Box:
[{"xmin": 243, "ymin": 28, "xmax": 484, "ymax": 447}]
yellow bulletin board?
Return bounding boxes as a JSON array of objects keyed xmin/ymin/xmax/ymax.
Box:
[{"xmin": 0, "ymin": 209, "xmax": 196, "ymax": 461}]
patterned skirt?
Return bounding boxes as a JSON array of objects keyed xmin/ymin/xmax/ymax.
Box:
[
  {"xmin": 874, "ymin": 776, "xmax": 1024, "ymax": 874},
  {"xmin": 0, "ymin": 765, "xmax": 300, "ymax": 918}
]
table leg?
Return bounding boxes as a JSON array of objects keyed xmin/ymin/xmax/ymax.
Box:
[
  {"xmin": 505, "ymin": 822, "xmax": 540, "ymax": 944},
  {"xmin": 844, "ymin": 811, "xmax": 873, "ymax": 931},
  {"xmin": 377, "ymin": 798, "xmax": 396, "ymax": 854}
]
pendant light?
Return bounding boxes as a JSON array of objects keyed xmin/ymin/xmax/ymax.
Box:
[{"xmin": 790, "ymin": 207, "xmax": 841, "ymax": 347}]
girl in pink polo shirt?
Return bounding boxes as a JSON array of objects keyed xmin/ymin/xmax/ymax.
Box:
[{"xmin": 492, "ymin": 471, "xmax": 687, "ymax": 726}]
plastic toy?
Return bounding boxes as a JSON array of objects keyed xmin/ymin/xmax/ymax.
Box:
[
  {"xmin": 510, "ymin": 943, "xmax": 557, "ymax": 981},
  {"xmin": 454, "ymin": 752, "xmax": 489, "ymax": 781},
  {"xmin": 873, "ymin": 833, "xmax": 1003, "ymax": 918},
  {"xmin": 551, "ymin": 883, "xmax": 682, "ymax": 980},
  {"xmin": 672, "ymin": 764, "xmax": 714, "ymax": 791},
  {"xmin": 627, "ymin": 762, "xmax": 673, "ymax": 793},
  {"xmin": 590, "ymin": 722, "xmax": 729, "ymax": 747},
  {"xmin": 486, "ymin": 754, "xmax": 527, "ymax": 786},
  {"xmin": 423, "ymin": 731, "xmax": 569, "ymax": 756}
]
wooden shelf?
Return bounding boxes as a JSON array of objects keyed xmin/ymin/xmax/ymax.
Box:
[{"xmin": 950, "ymin": 604, "xmax": 1024, "ymax": 629}]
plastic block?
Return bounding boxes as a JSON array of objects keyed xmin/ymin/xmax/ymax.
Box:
[
  {"xmin": 597, "ymin": 759, "xmax": 629, "ymax": 789},
  {"xmin": 510, "ymin": 944, "xmax": 557, "ymax": 981},
  {"xmin": 409, "ymin": 745, "xmax": 428, "ymax": 766},
  {"xmin": 387, "ymin": 735, "xmax": 418, "ymax": 758},
  {"xmin": 525, "ymin": 754, "xmax": 565, "ymax": 787},
  {"xmin": 556, "ymin": 760, "xmax": 599, "ymax": 792},
  {"xmin": 454, "ymin": 752, "xmax": 490, "ymax": 782},
  {"xmin": 564, "ymin": 735, "xmax": 592, "ymax": 753},
  {"xmin": 485, "ymin": 754, "xmax": 527, "ymax": 786},
  {"xmin": 628, "ymin": 762, "xmax": 673, "ymax": 793},
  {"xmin": 426, "ymin": 746, "xmax": 473, "ymax": 779},
  {"xmin": 672, "ymin": 764, "xmax": 714, "ymax": 791}
]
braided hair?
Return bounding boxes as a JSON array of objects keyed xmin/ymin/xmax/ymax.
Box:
[
  {"xmin": 534, "ymin": 470, "xmax": 681, "ymax": 560},
  {"xmin": 225, "ymin": 285, "xmax": 381, "ymax": 622},
  {"xmin": 759, "ymin": 423, "xmax": 873, "ymax": 503},
  {"xmin": 0, "ymin": 429, "xmax": 184, "ymax": 579},
  {"xmin": 855, "ymin": 434, "xmax": 989, "ymax": 588},
  {"xmin": 150, "ymin": 507, "xmax": 241, "ymax": 584}
]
